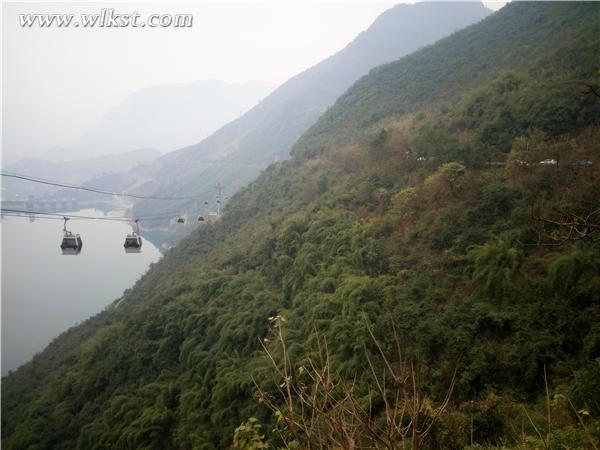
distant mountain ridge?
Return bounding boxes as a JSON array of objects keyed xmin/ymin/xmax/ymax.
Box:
[
  {"xmin": 130, "ymin": 2, "xmax": 492, "ymax": 233},
  {"xmin": 8, "ymin": 80, "xmax": 275, "ymax": 164},
  {"xmin": 75, "ymin": 80, "xmax": 275, "ymax": 158}
]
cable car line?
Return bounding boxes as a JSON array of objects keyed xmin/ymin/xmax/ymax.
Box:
[
  {"xmin": 1, "ymin": 210, "xmax": 155, "ymax": 255},
  {"xmin": 1, "ymin": 213, "xmax": 68, "ymax": 223},
  {"xmin": 1, "ymin": 171, "xmax": 203, "ymax": 201},
  {"xmin": 2, "ymin": 203, "xmax": 218, "ymax": 254},
  {"xmin": 2, "ymin": 174, "xmax": 226, "ymax": 254},
  {"xmin": 0, "ymin": 208, "xmax": 175, "ymax": 222}
]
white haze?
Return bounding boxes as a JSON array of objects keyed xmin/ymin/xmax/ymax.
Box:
[
  {"xmin": 2, "ymin": 1, "xmax": 506, "ymax": 164},
  {"xmin": 2, "ymin": 2, "xmax": 397, "ymax": 163}
]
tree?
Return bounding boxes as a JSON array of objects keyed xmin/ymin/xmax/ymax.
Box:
[{"xmin": 468, "ymin": 234, "xmax": 523, "ymax": 299}]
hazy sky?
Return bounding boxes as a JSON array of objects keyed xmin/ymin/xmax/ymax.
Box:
[{"xmin": 2, "ymin": 1, "xmax": 507, "ymax": 162}]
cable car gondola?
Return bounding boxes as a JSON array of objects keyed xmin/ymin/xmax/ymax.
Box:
[
  {"xmin": 60, "ymin": 217, "xmax": 82, "ymax": 255},
  {"xmin": 124, "ymin": 220, "xmax": 142, "ymax": 253}
]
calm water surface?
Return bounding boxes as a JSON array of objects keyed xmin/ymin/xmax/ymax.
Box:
[{"xmin": 1, "ymin": 209, "xmax": 161, "ymax": 374}]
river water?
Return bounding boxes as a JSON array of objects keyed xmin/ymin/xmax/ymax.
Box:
[{"xmin": 1, "ymin": 209, "xmax": 161, "ymax": 375}]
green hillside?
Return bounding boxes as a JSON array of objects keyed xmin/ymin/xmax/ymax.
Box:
[
  {"xmin": 126, "ymin": 2, "xmax": 490, "ymax": 246},
  {"xmin": 2, "ymin": 2, "xmax": 600, "ymax": 449},
  {"xmin": 294, "ymin": 1, "xmax": 599, "ymax": 158}
]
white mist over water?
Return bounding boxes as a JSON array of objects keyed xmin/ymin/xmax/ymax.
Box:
[{"xmin": 1, "ymin": 209, "xmax": 161, "ymax": 374}]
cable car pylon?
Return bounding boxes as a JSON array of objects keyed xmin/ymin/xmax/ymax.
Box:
[{"xmin": 214, "ymin": 183, "xmax": 224, "ymax": 216}]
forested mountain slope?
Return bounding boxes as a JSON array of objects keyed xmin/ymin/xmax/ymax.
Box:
[
  {"xmin": 128, "ymin": 2, "xmax": 490, "ymax": 241},
  {"xmin": 294, "ymin": 1, "xmax": 599, "ymax": 158},
  {"xmin": 2, "ymin": 3, "xmax": 599, "ymax": 449}
]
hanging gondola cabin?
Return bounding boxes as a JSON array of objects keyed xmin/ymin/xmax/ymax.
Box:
[
  {"xmin": 61, "ymin": 217, "xmax": 82, "ymax": 255},
  {"xmin": 124, "ymin": 220, "xmax": 143, "ymax": 253},
  {"xmin": 124, "ymin": 233, "xmax": 142, "ymax": 253},
  {"xmin": 123, "ymin": 233, "xmax": 142, "ymax": 253},
  {"xmin": 61, "ymin": 231, "xmax": 83, "ymax": 255}
]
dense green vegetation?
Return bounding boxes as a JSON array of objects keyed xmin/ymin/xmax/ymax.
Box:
[
  {"xmin": 294, "ymin": 2, "xmax": 599, "ymax": 159},
  {"xmin": 127, "ymin": 2, "xmax": 490, "ymax": 247},
  {"xmin": 2, "ymin": 2, "xmax": 599, "ymax": 449}
]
